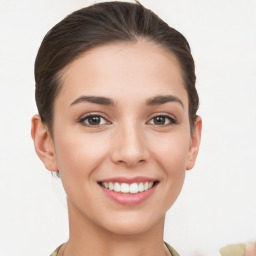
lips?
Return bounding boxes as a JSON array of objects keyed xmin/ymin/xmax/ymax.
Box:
[{"xmin": 97, "ymin": 177, "xmax": 159, "ymax": 205}]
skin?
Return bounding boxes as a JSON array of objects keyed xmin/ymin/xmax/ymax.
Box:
[
  {"xmin": 31, "ymin": 40, "xmax": 202, "ymax": 256},
  {"xmin": 245, "ymin": 244, "xmax": 256, "ymax": 256}
]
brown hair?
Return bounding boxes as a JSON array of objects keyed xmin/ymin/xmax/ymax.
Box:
[{"xmin": 35, "ymin": 1, "xmax": 199, "ymax": 134}]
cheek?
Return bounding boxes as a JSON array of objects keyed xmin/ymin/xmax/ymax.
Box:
[
  {"xmin": 150, "ymin": 129, "xmax": 190, "ymax": 206},
  {"xmin": 54, "ymin": 131, "xmax": 109, "ymax": 180},
  {"xmin": 151, "ymin": 131, "xmax": 191, "ymax": 175},
  {"xmin": 151, "ymin": 132, "xmax": 190, "ymax": 210},
  {"xmin": 53, "ymin": 131, "xmax": 111, "ymax": 208}
]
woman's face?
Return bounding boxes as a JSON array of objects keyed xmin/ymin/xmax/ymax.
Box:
[{"xmin": 41, "ymin": 41, "xmax": 201, "ymax": 235}]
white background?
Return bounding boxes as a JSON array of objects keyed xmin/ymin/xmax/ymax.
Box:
[{"xmin": 0, "ymin": 0, "xmax": 255, "ymax": 255}]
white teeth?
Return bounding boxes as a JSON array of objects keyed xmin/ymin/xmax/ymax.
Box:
[
  {"xmin": 103, "ymin": 182, "xmax": 109, "ymax": 189},
  {"xmin": 130, "ymin": 183, "xmax": 139, "ymax": 193},
  {"xmin": 138, "ymin": 182, "xmax": 144, "ymax": 192},
  {"xmin": 114, "ymin": 182, "xmax": 121, "ymax": 192},
  {"xmin": 101, "ymin": 181, "xmax": 156, "ymax": 194},
  {"xmin": 120, "ymin": 183, "xmax": 130, "ymax": 193},
  {"xmin": 109, "ymin": 182, "xmax": 114, "ymax": 191},
  {"xmin": 144, "ymin": 182, "xmax": 149, "ymax": 190}
]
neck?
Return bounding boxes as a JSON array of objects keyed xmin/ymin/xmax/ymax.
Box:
[{"xmin": 63, "ymin": 199, "xmax": 168, "ymax": 256}]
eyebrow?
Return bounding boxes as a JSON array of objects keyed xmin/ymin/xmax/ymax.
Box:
[
  {"xmin": 70, "ymin": 95, "xmax": 183, "ymax": 108},
  {"xmin": 146, "ymin": 95, "xmax": 184, "ymax": 108},
  {"xmin": 70, "ymin": 96, "xmax": 115, "ymax": 106}
]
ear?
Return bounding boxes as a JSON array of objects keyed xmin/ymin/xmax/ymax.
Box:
[
  {"xmin": 31, "ymin": 114, "xmax": 58, "ymax": 172},
  {"xmin": 186, "ymin": 116, "xmax": 202, "ymax": 170}
]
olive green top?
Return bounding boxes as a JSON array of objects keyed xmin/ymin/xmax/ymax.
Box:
[{"xmin": 50, "ymin": 242, "xmax": 179, "ymax": 256}]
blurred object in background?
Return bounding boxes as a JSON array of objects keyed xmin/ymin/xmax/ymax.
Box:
[{"xmin": 220, "ymin": 242, "xmax": 256, "ymax": 256}]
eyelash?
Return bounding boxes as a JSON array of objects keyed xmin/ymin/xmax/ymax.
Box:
[{"xmin": 78, "ymin": 114, "xmax": 177, "ymax": 127}]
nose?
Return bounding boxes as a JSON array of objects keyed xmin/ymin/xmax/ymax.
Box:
[{"xmin": 110, "ymin": 121, "xmax": 149, "ymax": 168}]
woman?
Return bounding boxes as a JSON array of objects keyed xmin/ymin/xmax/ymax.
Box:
[{"xmin": 31, "ymin": 2, "xmax": 202, "ymax": 255}]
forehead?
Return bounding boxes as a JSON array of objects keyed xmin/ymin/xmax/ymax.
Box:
[{"xmin": 57, "ymin": 40, "xmax": 188, "ymax": 109}]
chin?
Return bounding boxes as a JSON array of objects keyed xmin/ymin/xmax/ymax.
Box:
[{"xmin": 99, "ymin": 212, "xmax": 165, "ymax": 236}]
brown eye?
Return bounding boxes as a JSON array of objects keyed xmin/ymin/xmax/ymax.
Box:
[
  {"xmin": 88, "ymin": 116, "xmax": 101, "ymax": 125},
  {"xmin": 149, "ymin": 115, "xmax": 176, "ymax": 126},
  {"xmin": 153, "ymin": 116, "xmax": 166, "ymax": 125},
  {"xmin": 80, "ymin": 115, "xmax": 108, "ymax": 126}
]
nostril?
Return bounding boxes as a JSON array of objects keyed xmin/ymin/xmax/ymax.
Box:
[
  {"xmin": 115, "ymin": 159, "xmax": 145, "ymax": 167},
  {"xmin": 116, "ymin": 160, "xmax": 126, "ymax": 166}
]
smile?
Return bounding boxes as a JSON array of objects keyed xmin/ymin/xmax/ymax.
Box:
[
  {"xmin": 97, "ymin": 177, "xmax": 159, "ymax": 205},
  {"xmin": 98, "ymin": 181, "xmax": 158, "ymax": 194}
]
